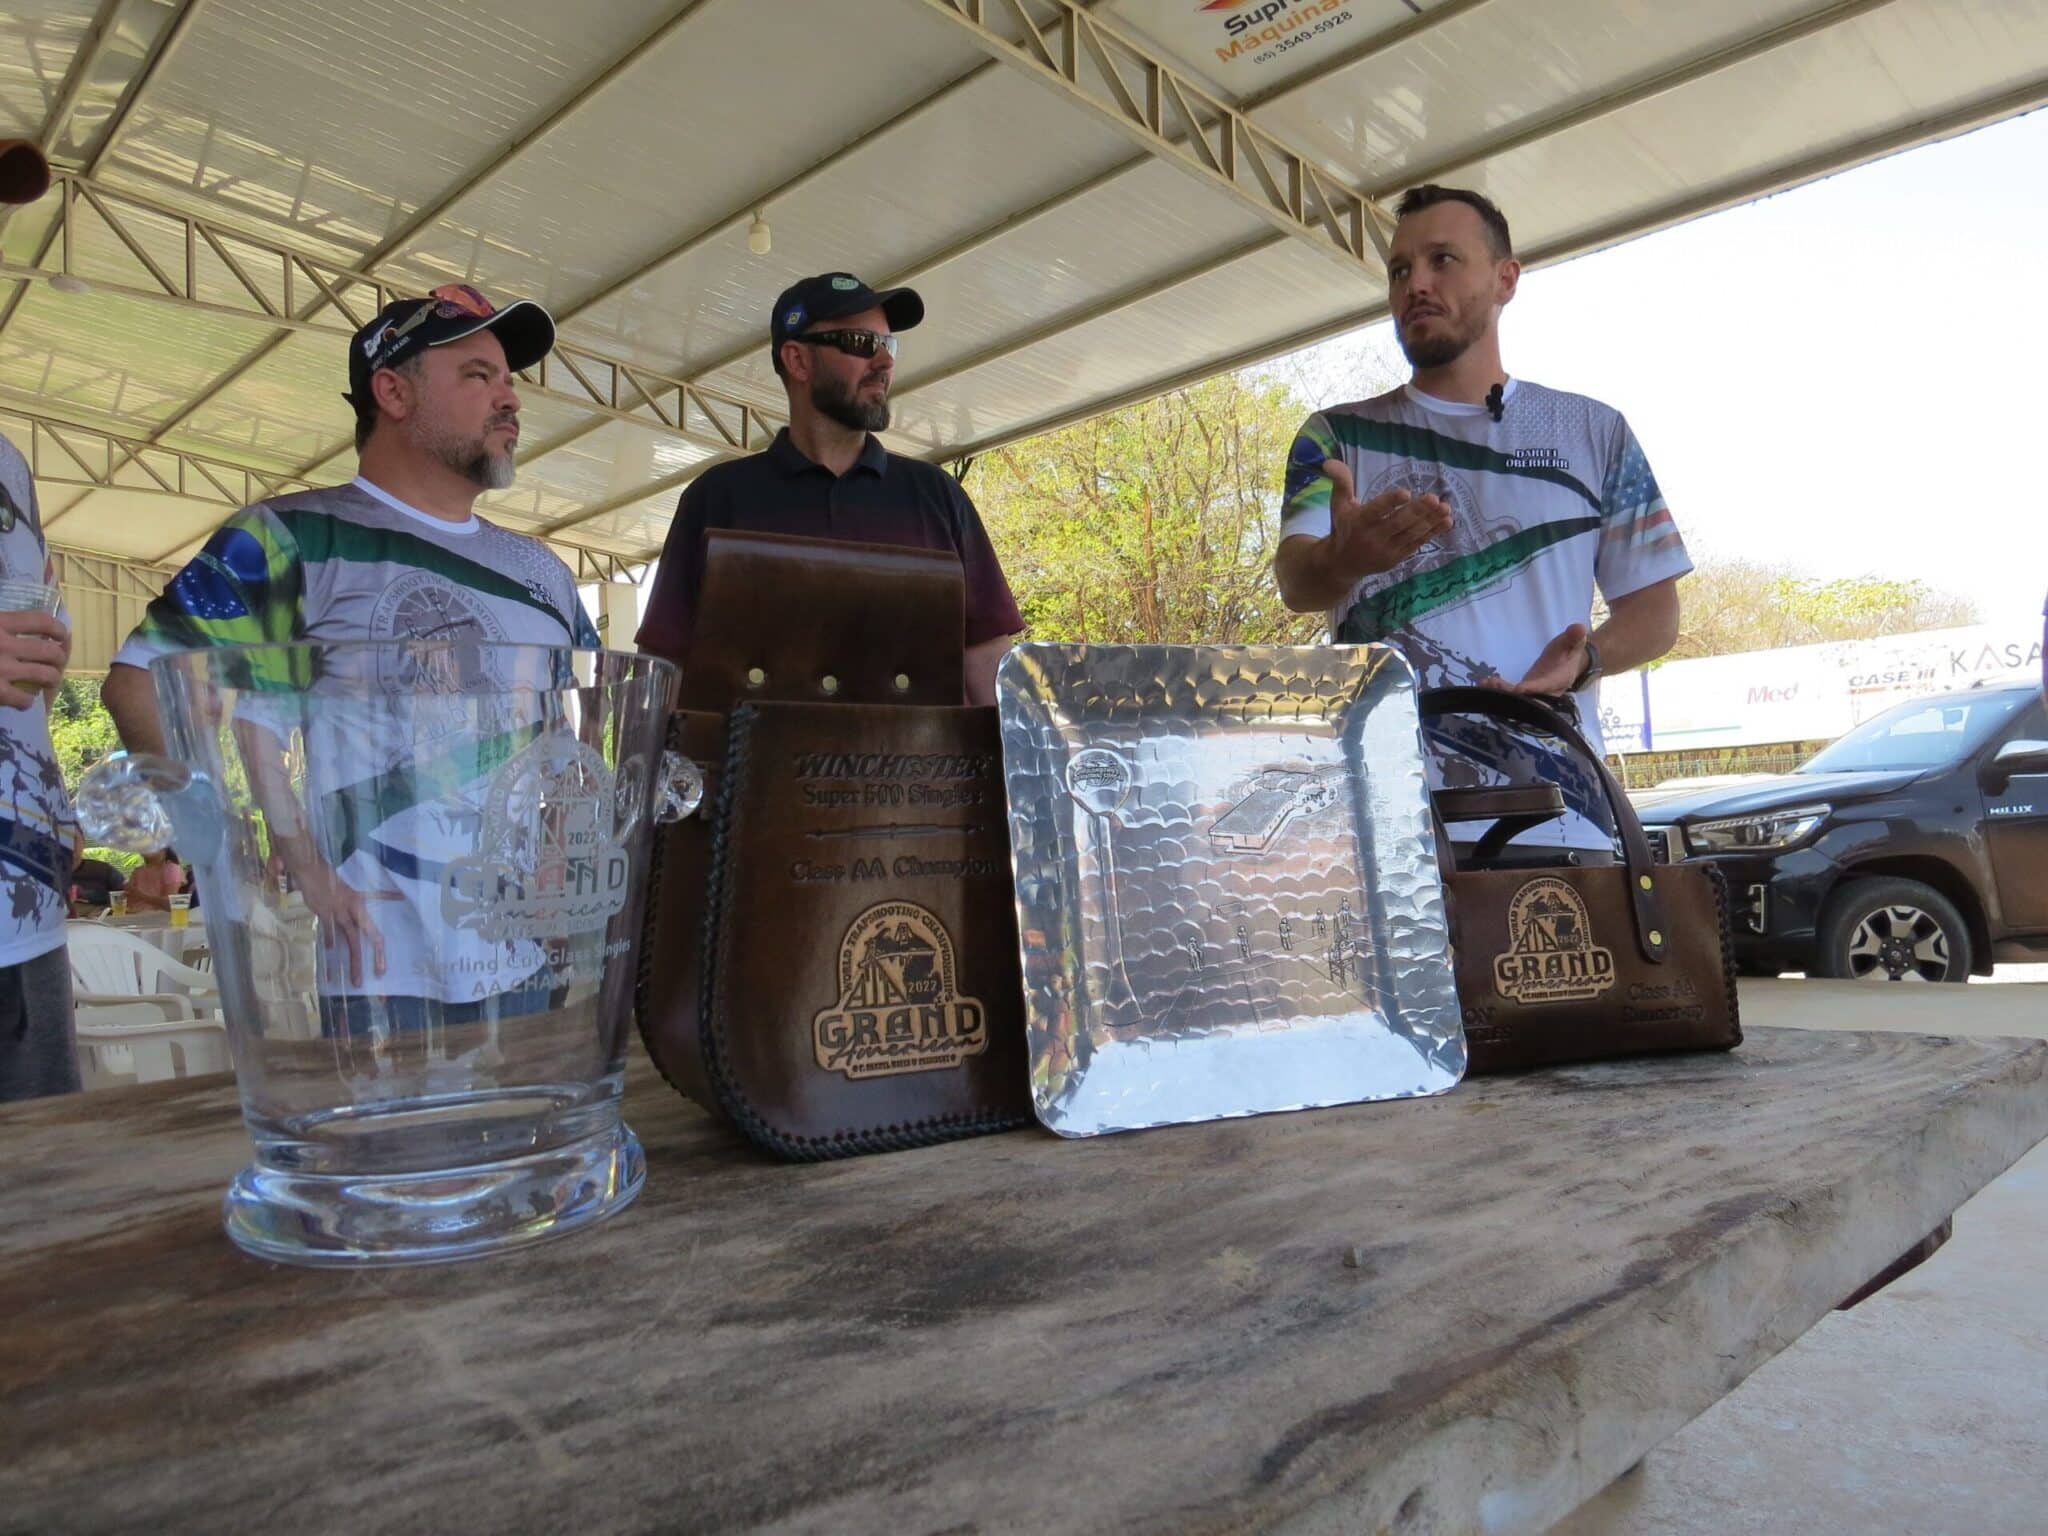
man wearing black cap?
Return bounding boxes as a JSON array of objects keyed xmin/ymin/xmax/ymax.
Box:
[
  {"xmin": 635, "ymin": 273, "xmax": 1023, "ymax": 703},
  {"xmin": 106, "ymin": 281, "xmax": 595, "ymax": 745},
  {"xmin": 102, "ymin": 282, "xmax": 599, "ymax": 1005}
]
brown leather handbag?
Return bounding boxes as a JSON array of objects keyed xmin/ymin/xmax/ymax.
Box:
[
  {"xmin": 1422, "ymin": 686, "xmax": 1741, "ymax": 1075},
  {"xmin": 635, "ymin": 529, "xmax": 1031, "ymax": 1158}
]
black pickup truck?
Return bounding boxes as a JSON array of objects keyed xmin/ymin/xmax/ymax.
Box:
[{"xmin": 1635, "ymin": 682, "xmax": 2048, "ymax": 981}]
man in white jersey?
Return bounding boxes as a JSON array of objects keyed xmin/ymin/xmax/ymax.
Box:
[
  {"xmin": 1275, "ymin": 185, "xmax": 1688, "ymax": 847},
  {"xmin": 0, "ymin": 138, "xmax": 80, "ymax": 1100},
  {"xmin": 105, "ymin": 284, "xmax": 601, "ymax": 1033}
]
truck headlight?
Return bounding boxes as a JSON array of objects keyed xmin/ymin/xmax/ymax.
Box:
[{"xmin": 1684, "ymin": 804, "xmax": 1830, "ymax": 854}]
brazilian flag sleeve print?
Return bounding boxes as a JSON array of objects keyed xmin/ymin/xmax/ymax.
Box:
[
  {"xmin": 1279, "ymin": 410, "xmax": 1340, "ymax": 540},
  {"xmin": 135, "ymin": 505, "xmax": 304, "ymax": 651}
]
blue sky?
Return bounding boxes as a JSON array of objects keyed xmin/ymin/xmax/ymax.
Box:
[{"xmin": 1290, "ymin": 107, "xmax": 2048, "ymax": 630}]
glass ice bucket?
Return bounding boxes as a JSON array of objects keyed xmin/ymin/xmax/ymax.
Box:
[{"xmin": 78, "ymin": 643, "xmax": 698, "ymax": 1267}]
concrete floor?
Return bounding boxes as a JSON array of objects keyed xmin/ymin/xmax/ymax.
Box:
[{"xmin": 1552, "ymin": 974, "xmax": 2048, "ymax": 1536}]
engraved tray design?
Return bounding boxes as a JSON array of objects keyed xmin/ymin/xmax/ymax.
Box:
[{"xmin": 998, "ymin": 644, "xmax": 1465, "ymax": 1137}]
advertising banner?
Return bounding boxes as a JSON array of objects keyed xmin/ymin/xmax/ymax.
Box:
[
  {"xmin": 1106, "ymin": 0, "xmax": 1376, "ymax": 94},
  {"xmin": 1620, "ymin": 623, "xmax": 2043, "ymax": 754}
]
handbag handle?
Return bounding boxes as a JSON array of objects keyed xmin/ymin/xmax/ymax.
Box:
[
  {"xmin": 1418, "ymin": 685, "xmax": 1670, "ymax": 964},
  {"xmin": 1435, "ymin": 784, "xmax": 1567, "ymax": 866}
]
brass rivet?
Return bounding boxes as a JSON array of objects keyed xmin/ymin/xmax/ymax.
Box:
[
  {"xmin": 820, "ymin": 674, "xmax": 839, "ymax": 695},
  {"xmin": 1639, "ymin": 875, "xmax": 1654, "ymax": 891},
  {"xmin": 1649, "ymin": 930, "xmax": 1664, "ymax": 946},
  {"xmin": 893, "ymin": 673, "xmax": 911, "ymax": 692},
  {"xmin": 745, "ymin": 666, "xmax": 765, "ymax": 688}
]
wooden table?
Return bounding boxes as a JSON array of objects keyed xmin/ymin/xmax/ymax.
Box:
[{"xmin": 4, "ymin": 1027, "xmax": 2045, "ymax": 1535}]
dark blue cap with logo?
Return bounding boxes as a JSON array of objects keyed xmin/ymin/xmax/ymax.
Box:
[
  {"xmin": 346, "ymin": 283, "xmax": 556, "ymax": 405},
  {"xmin": 769, "ymin": 273, "xmax": 924, "ymax": 348}
]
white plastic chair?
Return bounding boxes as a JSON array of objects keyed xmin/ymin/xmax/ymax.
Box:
[
  {"xmin": 66, "ymin": 922, "xmax": 221, "ymax": 1018},
  {"xmin": 74, "ymin": 999, "xmax": 232, "ymax": 1089}
]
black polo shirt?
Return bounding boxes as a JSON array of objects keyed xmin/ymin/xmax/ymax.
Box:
[{"xmin": 636, "ymin": 428, "xmax": 1024, "ymax": 661}]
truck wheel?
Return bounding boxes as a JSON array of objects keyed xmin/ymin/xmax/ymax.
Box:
[{"xmin": 1815, "ymin": 878, "xmax": 1972, "ymax": 983}]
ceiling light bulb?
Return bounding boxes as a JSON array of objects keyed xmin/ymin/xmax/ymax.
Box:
[{"xmin": 747, "ymin": 213, "xmax": 771, "ymax": 256}]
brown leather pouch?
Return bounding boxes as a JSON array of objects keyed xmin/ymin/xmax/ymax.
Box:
[
  {"xmin": 636, "ymin": 529, "xmax": 1032, "ymax": 1154},
  {"xmin": 1422, "ymin": 686, "xmax": 1741, "ymax": 1075},
  {"xmin": 693, "ymin": 700, "xmax": 1031, "ymax": 1158}
]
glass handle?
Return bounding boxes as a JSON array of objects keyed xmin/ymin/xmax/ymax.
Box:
[
  {"xmin": 75, "ymin": 751, "xmax": 222, "ymax": 860},
  {"xmin": 654, "ymin": 751, "xmax": 704, "ymax": 824}
]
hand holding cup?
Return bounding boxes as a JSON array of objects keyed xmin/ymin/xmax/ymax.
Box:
[{"xmin": 0, "ymin": 578, "xmax": 67, "ymax": 710}]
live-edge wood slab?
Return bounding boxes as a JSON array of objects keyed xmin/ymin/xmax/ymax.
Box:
[{"xmin": 3, "ymin": 1026, "xmax": 2044, "ymax": 1536}]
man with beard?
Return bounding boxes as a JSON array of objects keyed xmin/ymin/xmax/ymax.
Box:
[
  {"xmin": 106, "ymin": 282, "xmax": 595, "ymax": 741},
  {"xmin": 1274, "ymin": 185, "xmax": 1689, "ymax": 847},
  {"xmin": 634, "ymin": 273, "xmax": 1022, "ymax": 703},
  {"xmin": 104, "ymin": 284, "xmax": 599, "ymax": 1022}
]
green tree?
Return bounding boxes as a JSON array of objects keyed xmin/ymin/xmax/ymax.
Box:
[
  {"xmin": 973, "ymin": 371, "xmax": 1326, "ymax": 645},
  {"xmin": 1669, "ymin": 559, "xmax": 1980, "ymax": 659},
  {"xmin": 48, "ymin": 676, "xmax": 120, "ymax": 793}
]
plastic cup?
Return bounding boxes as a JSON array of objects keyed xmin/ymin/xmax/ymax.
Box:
[
  {"xmin": 108, "ymin": 888, "xmax": 127, "ymax": 916},
  {"xmin": 0, "ymin": 578, "xmax": 61, "ymax": 615},
  {"xmin": 169, "ymin": 892, "xmax": 191, "ymax": 928},
  {"xmin": 0, "ymin": 579, "xmax": 62, "ymax": 696}
]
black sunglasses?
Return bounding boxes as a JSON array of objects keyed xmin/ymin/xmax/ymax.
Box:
[{"xmin": 792, "ymin": 328, "xmax": 899, "ymax": 360}]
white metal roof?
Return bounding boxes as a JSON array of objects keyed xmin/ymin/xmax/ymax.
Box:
[{"xmin": 2, "ymin": 0, "xmax": 2043, "ymax": 669}]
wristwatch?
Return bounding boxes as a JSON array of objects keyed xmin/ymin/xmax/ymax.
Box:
[{"xmin": 1569, "ymin": 636, "xmax": 1602, "ymax": 693}]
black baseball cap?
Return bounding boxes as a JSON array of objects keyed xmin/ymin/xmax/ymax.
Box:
[
  {"xmin": 769, "ymin": 273, "xmax": 924, "ymax": 349},
  {"xmin": 346, "ymin": 282, "xmax": 556, "ymax": 404}
]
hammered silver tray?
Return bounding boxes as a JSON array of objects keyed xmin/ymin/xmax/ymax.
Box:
[{"xmin": 998, "ymin": 644, "xmax": 1465, "ymax": 1137}]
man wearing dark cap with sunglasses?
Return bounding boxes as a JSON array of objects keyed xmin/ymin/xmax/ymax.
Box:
[
  {"xmin": 103, "ymin": 282, "xmax": 600, "ymax": 1011},
  {"xmin": 635, "ymin": 273, "xmax": 1023, "ymax": 702}
]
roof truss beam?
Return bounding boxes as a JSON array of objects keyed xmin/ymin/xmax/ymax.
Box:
[
  {"xmin": 0, "ymin": 173, "xmax": 785, "ymax": 457},
  {"xmin": 14, "ymin": 0, "xmax": 729, "ymax": 550},
  {"xmin": 0, "ymin": 405, "xmax": 645, "ymax": 578},
  {"xmin": 18, "ymin": 409, "xmax": 314, "ymax": 523},
  {"xmin": 22, "ymin": 0, "xmax": 126, "ymax": 163},
  {"xmin": 925, "ymin": 72, "xmax": 2048, "ymax": 468},
  {"xmin": 0, "ymin": 0, "xmax": 208, "ymax": 334},
  {"xmin": 582, "ymin": 2, "xmax": 1501, "ymax": 556},
  {"xmin": 907, "ymin": 0, "xmax": 1390, "ymax": 275},
  {"xmin": 662, "ymin": 0, "xmax": 1490, "ymax": 393},
  {"xmin": 551, "ymin": 1, "xmax": 1129, "ymax": 352},
  {"xmin": 109, "ymin": 0, "xmax": 722, "ymax": 449},
  {"xmin": 48, "ymin": 545, "xmax": 178, "ymax": 600}
]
